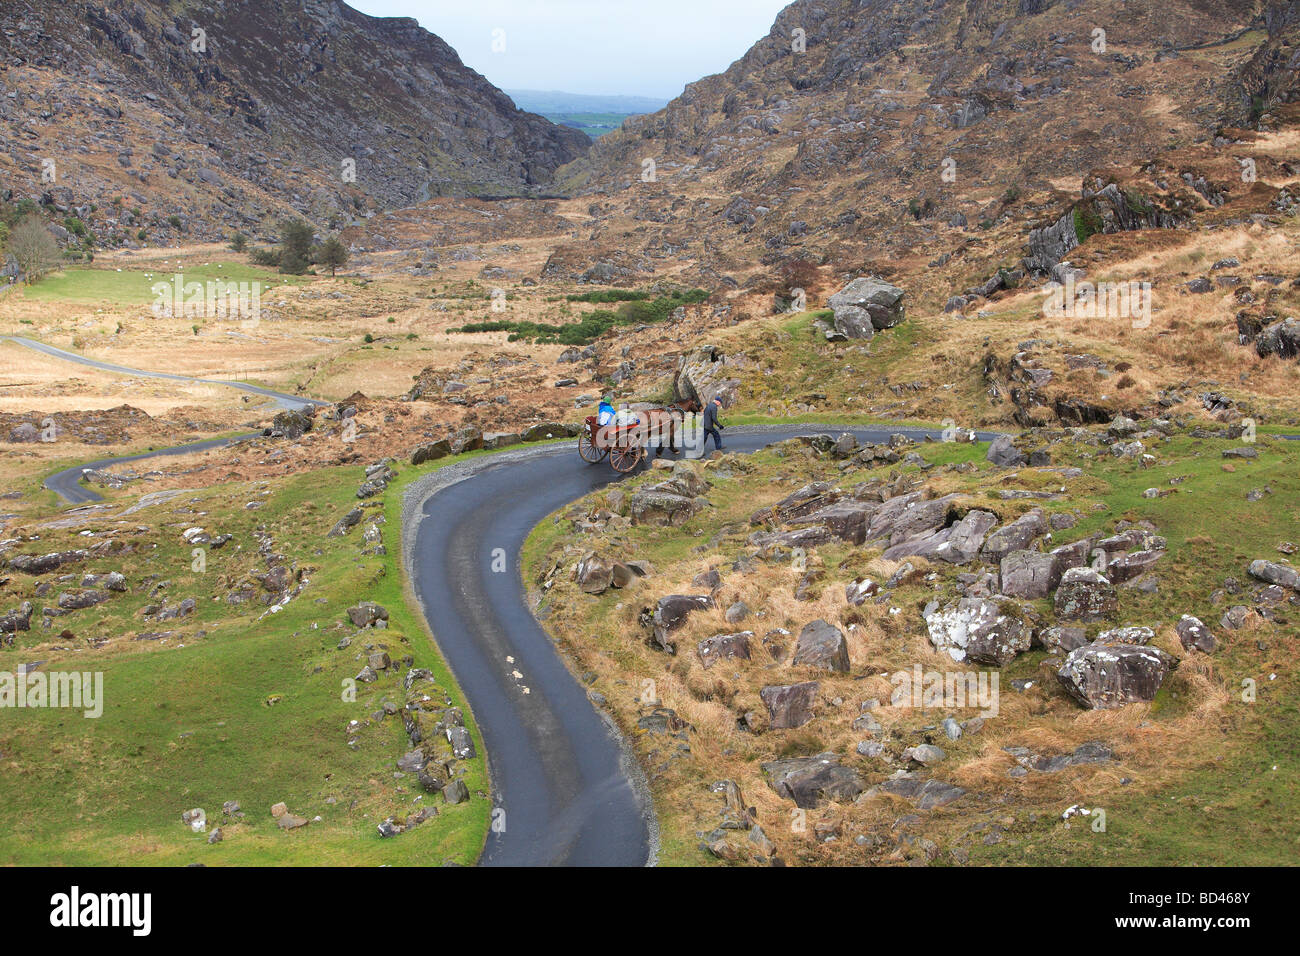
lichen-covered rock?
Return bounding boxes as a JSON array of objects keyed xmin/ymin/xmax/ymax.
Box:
[
  {"xmin": 1054, "ymin": 567, "xmax": 1118, "ymax": 622},
  {"xmin": 924, "ymin": 597, "xmax": 1032, "ymax": 666},
  {"xmin": 1057, "ymin": 643, "xmax": 1176, "ymax": 709}
]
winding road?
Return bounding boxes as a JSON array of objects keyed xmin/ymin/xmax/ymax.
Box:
[
  {"xmin": 402, "ymin": 424, "xmax": 1002, "ymax": 866},
  {"xmin": 2, "ymin": 335, "xmax": 326, "ymax": 504},
  {"xmin": 14, "ymin": 337, "xmax": 1005, "ymax": 864}
]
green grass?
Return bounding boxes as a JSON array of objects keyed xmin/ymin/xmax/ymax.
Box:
[
  {"xmin": 20, "ymin": 264, "xmax": 303, "ymax": 306},
  {"xmin": 0, "ymin": 459, "xmax": 489, "ymax": 865}
]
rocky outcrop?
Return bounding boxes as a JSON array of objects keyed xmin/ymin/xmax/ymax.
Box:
[{"xmin": 673, "ymin": 346, "xmax": 741, "ymax": 408}]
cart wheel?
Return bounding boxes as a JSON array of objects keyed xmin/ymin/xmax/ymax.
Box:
[
  {"xmin": 610, "ymin": 443, "xmax": 644, "ymax": 474},
  {"xmin": 578, "ymin": 430, "xmax": 606, "ymax": 463}
]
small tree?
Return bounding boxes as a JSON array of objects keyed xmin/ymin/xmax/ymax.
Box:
[
  {"xmin": 229, "ymin": 231, "xmax": 248, "ymax": 253},
  {"xmin": 278, "ymin": 219, "xmax": 315, "ymax": 275},
  {"xmin": 8, "ymin": 216, "xmax": 61, "ymax": 283},
  {"xmin": 316, "ymin": 237, "xmax": 348, "ymax": 276}
]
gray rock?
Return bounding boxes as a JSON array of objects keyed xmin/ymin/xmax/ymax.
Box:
[
  {"xmin": 925, "ymin": 597, "xmax": 1032, "ymax": 666},
  {"xmin": 1176, "ymin": 615, "xmax": 1215, "ymax": 653},
  {"xmin": 760, "ymin": 681, "xmax": 820, "ymax": 729},
  {"xmin": 827, "ymin": 276, "xmax": 907, "ymax": 334},
  {"xmin": 1057, "ymin": 643, "xmax": 1176, "ymax": 709},
  {"xmin": 986, "ymin": 435, "xmax": 1028, "ymax": 467},
  {"xmin": 792, "ymin": 619, "xmax": 850, "ymax": 672},
  {"xmin": 1000, "ymin": 549, "xmax": 1061, "ymax": 599},
  {"xmin": 1054, "ymin": 567, "xmax": 1118, "ymax": 622},
  {"xmin": 762, "ymin": 752, "xmax": 865, "ymax": 808},
  {"xmin": 697, "ymin": 631, "xmax": 752, "ymax": 669}
]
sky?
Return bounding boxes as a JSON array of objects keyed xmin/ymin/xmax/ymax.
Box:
[{"xmin": 345, "ymin": 0, "xmax": 792, "ymax": 99}]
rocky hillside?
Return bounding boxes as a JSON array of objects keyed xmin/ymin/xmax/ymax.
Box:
[
  {"xmin": 0, "ymin": 0, "xmax": 589, "ymax": 246},
  {"xmin": 555, "ymin": 0, "xmax": 1299, "ymax": 282}
]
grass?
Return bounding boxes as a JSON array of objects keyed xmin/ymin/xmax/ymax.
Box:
[
  {"xmin": 520, "ymin": 428, "xmax": 1300, "ymax": 866},
  {"xmin": 0, "ymin": 456, "xmax": 490, "ymax": 865},
  {"xmin": 19, "ymin": 264, "xmax": 302, "ymax": 306}
]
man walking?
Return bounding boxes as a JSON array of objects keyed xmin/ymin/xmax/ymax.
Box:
[{"xmin": 702, "ymin": 396, "xmax": 725, "ymax": 451}]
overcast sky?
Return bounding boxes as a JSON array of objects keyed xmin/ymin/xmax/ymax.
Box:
[{"xmin": 346, "ymin": 0, "xmax": 791, "ymax": 99}]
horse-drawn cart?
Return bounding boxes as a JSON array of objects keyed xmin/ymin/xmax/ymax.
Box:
[{"xmin": 578, "ymin": 415, "xmax": 647, "ymax": 473}]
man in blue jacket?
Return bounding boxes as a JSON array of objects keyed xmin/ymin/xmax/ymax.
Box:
[{"xmin": 702, "ymin": 396, "xmax": 725, "ymax": 451}]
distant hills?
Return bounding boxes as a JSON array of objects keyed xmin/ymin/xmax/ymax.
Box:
[
  {"xmin": 506, "ymin": 90, "xmax": 671, "ymax": 139},
  {"xmin": 505, "ymin": 90, "xmax": 671, "ymax": 115}
]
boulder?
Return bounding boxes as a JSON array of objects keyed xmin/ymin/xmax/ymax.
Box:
[
  {"xmin": 1176, "ymin": 615, "xmax": 1215, "ymax": 653},
  {"xmin": 269, "ymin": 408, "xmax": 313, "ymax": 440},
  {"xmin": 759, "ymin": 681, "xmax": 820, "ymax": 729},
  {"xmin": 1057, "ymin": 643, "xmax": 1176, "ymax": 709},
  {"xmin": 647, "ymin": 594, "xmax": 714, "ymax": 652},
  {"xmin": 410, "ymin": 439, "xmax": 451, "ymax": 465},
  {"xmin": 986, "ymin": 435, "xmax": 1028, "ymax": 467},
  {"xmin": 673, "ymin": 345, "xmax": 741, "ymax": 408},
  {"xmin": 450, "ymin": 426, "xmax": 484, "ymax": 455},
  {"xmin": 1095, "ymin": 625, "xmax": 1155, "ymax": 645},
  {"xmin": 875, "ymin": 774, "xmax": 966, "ymax": 809},
  {"xmin": 1107, "ymin": 549, "xmax": 1166, "ymax": 584},
  {"xmin": 750, "ymin": 482, "xmax": 841, "ymax": 525},
  {"xmin": 576, "ymin": 552, "xmax": 615, "ymax": 594},
  {"xmin": 347, "ymin": 602, "xmax": 388, "ymax": 628},
  {"xmin": 1000, "ymin": 549, "xmax": 1061, "ymax": 599},
  {"xmin": 845, "ymin": 578, "xmax": 878, "ymax": 606},
  {"xmin": 827, "ymin": 277, "xmax": 906, "ymax": 336},
  {"xmin": 8, "ymin": 550, "xmax": 89, "ymax": 575},
  {"xmin": 1248, "ymin": 559, "xmax": 1299, "ymax": 591},
  {"xmin": 630, "ymin": 488, "xmax": 705, "ymax": 527},
  {"xmin": 924, "ymin": 598, "xmax": 1032, "ymax": 666},
  {"xmin": 1054, "ymin": 567, "xmax": 1118, "ymax": 622},
  {"xmin": 792, "ymin": 620, "xmax": 850, "ymax": 672},
  {"xmin": 788, "ymin": 500, "xmax": 877, "ymax": 545},
  {"xmin": 57, "ymin": 590, "xmax": 109, "ymax": 610},
  {"xmin": 762, "ymin": 752, "xmax": 864, "ymax": 808},
  {"xmin": 1038, "ymin": 625, "xmax": 1088, "ymax": 654},
  {"xmin": 981, "ymin": 510, "xmax": 1047, "ymax": 562},
  {"xmin": 697, "ymin": 631, "xmax": 752, "ymax": 669},
  {"xmin": 0, "ymin": 601, "xmax": 34, "ymax": 637}
]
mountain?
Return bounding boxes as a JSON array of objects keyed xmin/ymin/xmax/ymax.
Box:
[
  {"xmin": 0, "ymin": 0, "xmax": 590, "ymax": 246},
  {"xmin": 554, "ymin": 0, "xmax": 1299, "ymax": 282}
]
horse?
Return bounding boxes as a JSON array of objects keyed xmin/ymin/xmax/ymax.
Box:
[{"xmin": 645, "ymin": 398, "xmax": 702, "ymax": 457}]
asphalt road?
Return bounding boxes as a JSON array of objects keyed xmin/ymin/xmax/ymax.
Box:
[
  {"xmin": 3, "ymin": 335, "xmax": 327, "ymax": 504},
  {"xmin": 404, "ymin": 423, "xmax": 1001, "ymax": 866},
  {"xmin": 4, "ymin": 335, "xmax": 330, "ymax": 412}
]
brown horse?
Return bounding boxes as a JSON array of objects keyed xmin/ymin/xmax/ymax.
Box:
[{"xmin": 645, "ymin": 398, "xmax": 702, "ymax": 457}]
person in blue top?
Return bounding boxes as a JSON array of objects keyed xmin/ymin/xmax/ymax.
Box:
[
  {"xmin": 597, "ymin": 400, "xmax": 616, "ymax": 427},
  {"xmin": 702, "ymin": 397, "xmax": 725, "ymax": 451}
]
